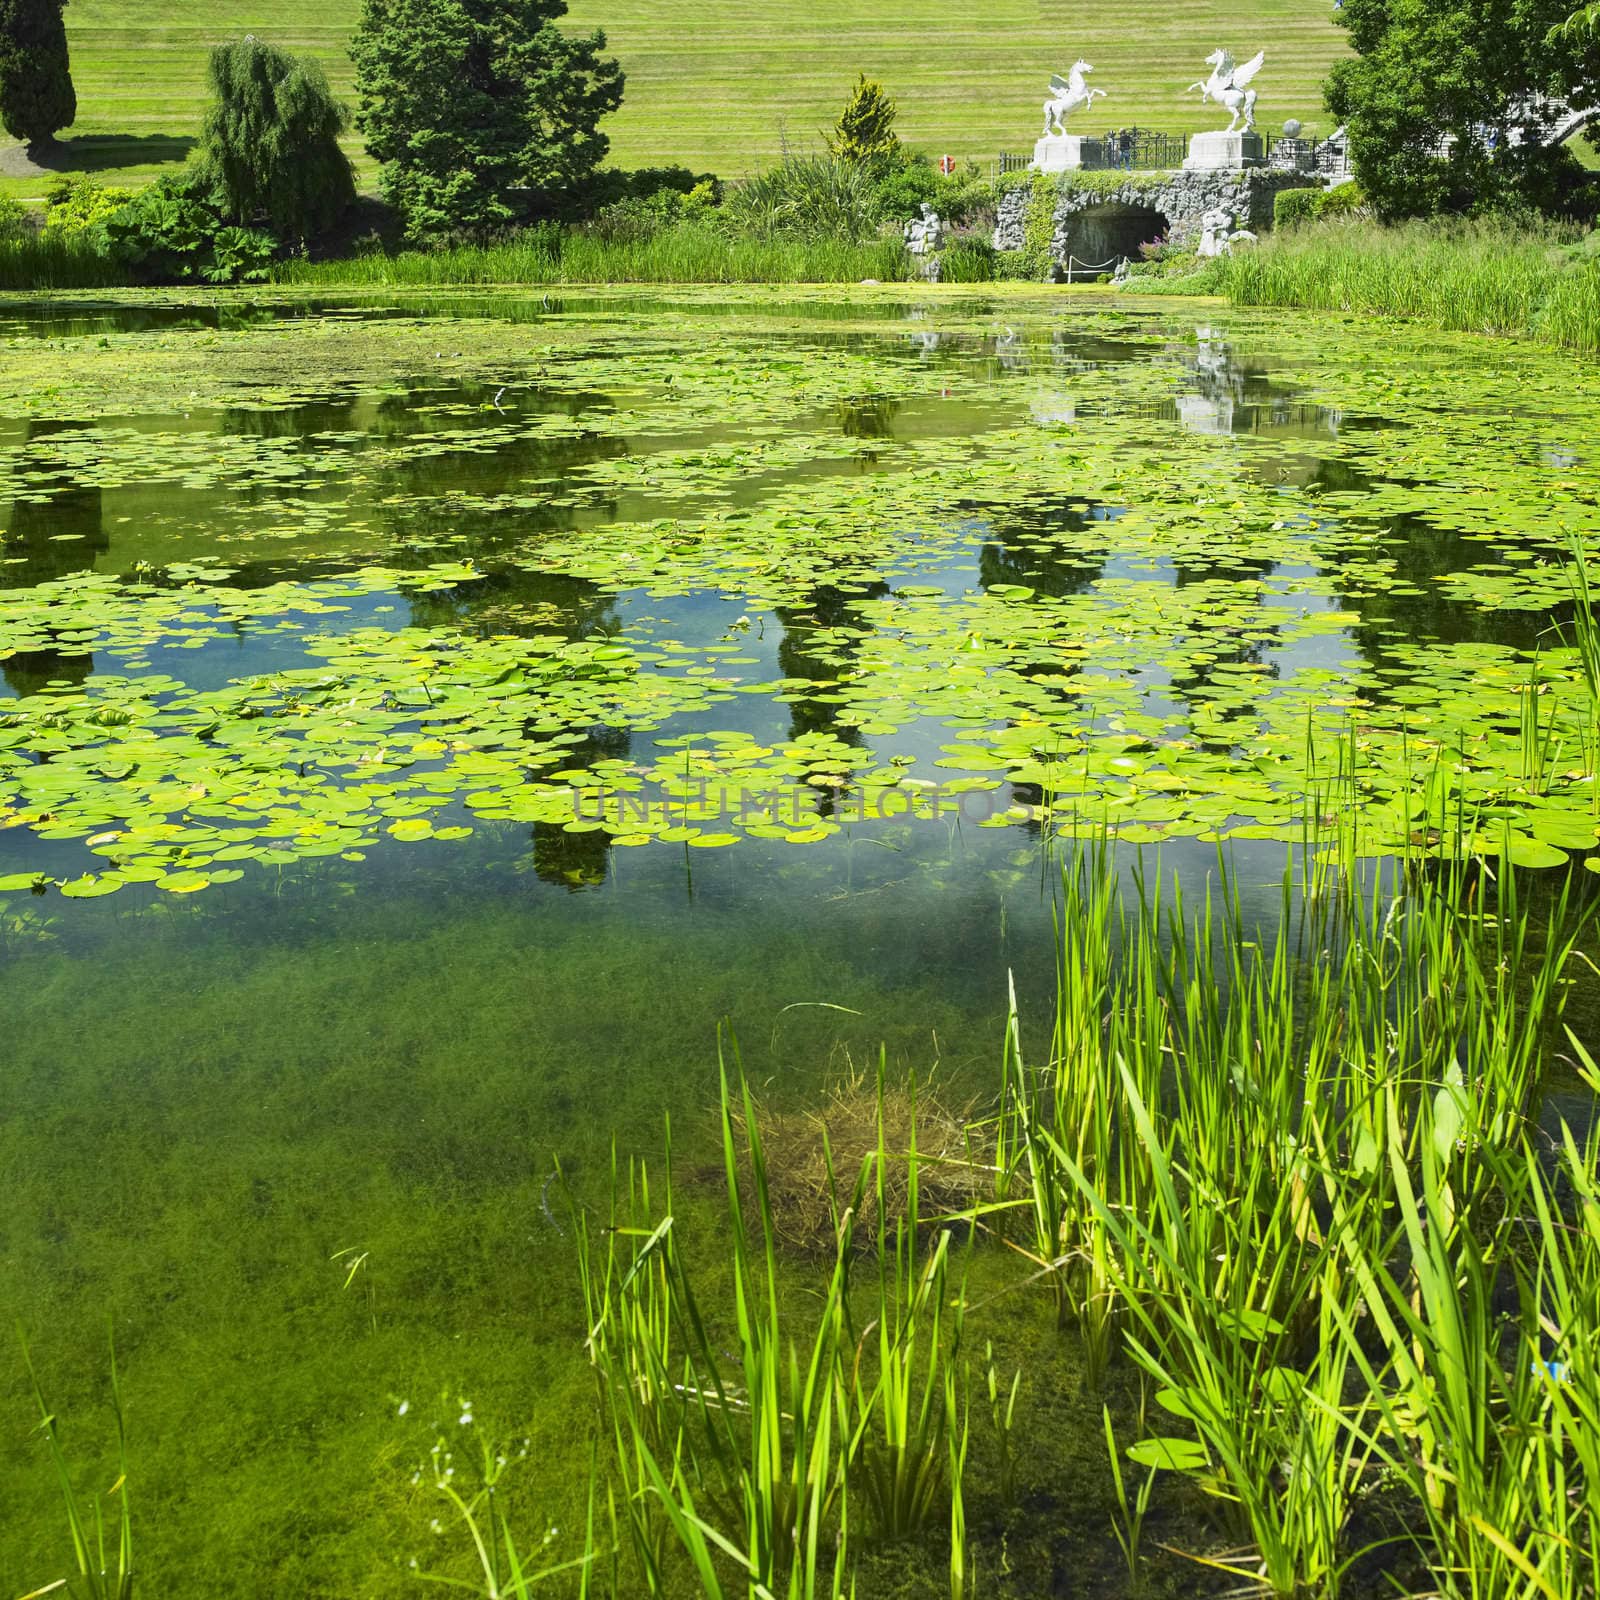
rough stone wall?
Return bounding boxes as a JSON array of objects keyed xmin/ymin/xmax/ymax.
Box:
[{"xmin": 993, "ymin": 169, "xmax": 1313, "ymax": 264}]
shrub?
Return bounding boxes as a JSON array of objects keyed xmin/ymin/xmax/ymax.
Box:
[
  {"xmin": 939, "ymin": 237, "xmax": 996, "ymax": 282},
  {"xmin": 587, "ymin": 176, "xmax": 718, "ymax": 242},
  {"xmin": 0, "ymin": 192, "xmax": 30, "ymax": 242},
  {"xmin": 723, "ymin": 154, "xmax": 882, "ymax": 242},
  {"xmin": 42, "ymin": 175, "xmax": 131, "ymax": 235},
  {"xmin": 191, "ymin": 36, "xmax": 356, "ymax": 243},
  {"xmin": 869, "ymin": 149, "xmax": 996, "ymax": 230},
  {"xmin": 1274, "ymin": 187, "xmax": 1323, "ymax": 229},
  {"xmin": 1317, "ymin": 181, "xmax": 1369, "ymax": 218}
]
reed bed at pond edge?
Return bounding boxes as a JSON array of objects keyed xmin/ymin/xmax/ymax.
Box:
[
  {"xmin": 275, "ymin": 228, "xmax": 912, "ymax": 288},
  {"xmin": 1215, "ymin": 218, "xmax": 1600, "ymax": 357},
  {"xmin": 0, "ymin": 234, "xmax": 126, "ymax": 291},
  {"xmin": 567, "ymin": 835, "xmax": 1600, "ymax": 1600}
]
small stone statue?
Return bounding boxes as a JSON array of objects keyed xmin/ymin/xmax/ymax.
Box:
[
  {"xmin": 1196, "ymin": 207, "xmax": 1258, "ymax": 257},
  {"xmin": 904, "ymin": 204, "xmax": 945, "ymax": 256},
  {"xmin": 1042, "ymin": 61, "xmax": 1106, "ymax": 137},
  {"xmin": 1187, "ymin": 49, "xmax": 1265, "ymax": 133}
]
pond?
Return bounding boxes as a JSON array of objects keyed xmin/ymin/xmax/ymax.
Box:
[{"xmin": 2, "ymin": 286, "xmax": 1597, "ymax": 1598}]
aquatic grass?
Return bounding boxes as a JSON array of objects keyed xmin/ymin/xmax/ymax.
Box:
[
  {"xmin": 1558, "ymin": 535, "xmax": 1600, "ymax": 811},
  {"xmin": 980, "ymin": 1341, "xmax": 1020, "ymax": 1509},
  {"xmin": 1216, "ymin": 218, "xmax": 1600, "ymax": 355},
  {"xmin": 0, "ymin": 235, "xmax": 126, "ymax": 291},
  {"xmin": 995, "ymin": 839, "xmax": 1153, "ymax": 1385},
  {"xmin": 274, "ymin": 226, "xmax": 909, "ymax": 288},
  {"xmin": 1101, "ymin": 1402, "xmax": 1156, "ymax": 1584},
  {"xmin": 1323, "ymin": 1108, "xmax": 1600, "ymax": 1600},
  {"xmin": 578, "ymin": 1058, "xmax": 862, "ymax": 1598},
  {"xmin": 988, "ymin": 827, "xmax": 1595, "ymax": 1593},
  {"xmin": 410, "ymin": 1423, "xmax": 600, "ymax": 1598},
  {"xmin": 844, "ymin": 1072, "xmax": 966, "ymax": 1542},
  {"xmin": 18, "ymin": 1330, "xmax": 133, "ymax": 1600},
  {"xmin": 577, "ymin": 1048, "xmax": 982, "ymax": 1597}
]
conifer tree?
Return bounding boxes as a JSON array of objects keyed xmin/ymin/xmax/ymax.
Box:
[
  {"xmin": 0, "ymin": 0, "xmax": 76, "ymax": 150},
  {"xmin": 829, "ymin": 75, "xmax": 899, "ymax": 166},
  {"xmin": 351, "ymin": 0, "xmax": 624, "ymax": 241}
]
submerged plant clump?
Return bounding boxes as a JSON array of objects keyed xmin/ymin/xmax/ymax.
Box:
[{"xmin": 730, "ymin": 1069, "xmax": 987, "ymax": 1254}]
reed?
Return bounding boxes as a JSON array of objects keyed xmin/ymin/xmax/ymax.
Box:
[
  {"xmin": 17, "ymin": 1330, "xmax": 133, "ymax": 1600},
  {"xmin": 577, "ymin": 1039, "xmax": 982, "ymax": 1598},
  {"xmin": 1559, "ymin": 535, "xmax": 1600, "ymax": 794},
  {"xmin": 1216, "ymin": 218, "xmax": 1600, "ymax": 356},
  {"xmin": 0, "ymin": 235, "xmax": 125, "ymax": 291},
  {"xmin": 844, "ymin": 1071, "xmax": 966, "ymax": 1542},
  {"xmin": 994, "ymin": 826, "xmax": 1594, "ymax": 1594},
  {"xmin": 274, "ymin": 226, "xmax": 909, "ymax": 288}
]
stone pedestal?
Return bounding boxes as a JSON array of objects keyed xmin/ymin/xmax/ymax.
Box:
[
  {"xmin": 1183, "ymin": 130, "xmax": 1264, "ymax": 171},
  {"xmin": 1032, "ymin": 133, "xmax": 1107, "ymax": 172}
]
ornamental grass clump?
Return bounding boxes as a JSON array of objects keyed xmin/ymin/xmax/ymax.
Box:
[{"xmin": 731, "ymin": 1068, "xmax": 988, "ymax": 1255}]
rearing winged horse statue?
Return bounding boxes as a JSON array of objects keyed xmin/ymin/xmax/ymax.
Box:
[
  {"xmin": 1188, "ymin": 49, "xmax": 1265, "ymax": 133},
  {"xmin": 1042, "ymin": 61, "xmax": 1106, "ymax": 138}
]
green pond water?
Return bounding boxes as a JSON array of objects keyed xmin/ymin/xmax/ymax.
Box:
[{"xmin": 2, "ymin": 286, "xmax": 1598, "ymax": 1598}]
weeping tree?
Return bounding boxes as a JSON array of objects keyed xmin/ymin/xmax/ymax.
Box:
[
  {"xmin": 192, "ymin": 36, "xmax": 355, "ymax": 242},
  {"xmin": 0, "ymin": 0, "xmax": 76, "ymax": 151}
]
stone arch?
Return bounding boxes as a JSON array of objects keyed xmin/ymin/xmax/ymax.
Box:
[{"xmin": 1059, "ymin": 202, "xmax": 1170, "ymax": 280}]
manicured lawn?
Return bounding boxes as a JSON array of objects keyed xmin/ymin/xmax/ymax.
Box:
[{"xmin": 1, "ymin": 0, "xmax": 1348, "ymax": 198}]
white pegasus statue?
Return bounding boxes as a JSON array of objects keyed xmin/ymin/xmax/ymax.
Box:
[
  {"xmin": 1042, "ymin": 61, "xmax": 1105, "ymax": 138},
  {"xmin": 1188, "ymin": 49, "xmax": 1265, "ymax": 133}
]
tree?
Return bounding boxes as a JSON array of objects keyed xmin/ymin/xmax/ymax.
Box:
[
  {"xmin": 1326, "ymin": 0, "xmax": 1600, "ymax": 218},
  {"xmin": 828, "ymin": 75, "xmax": 899, "ymax": 166},
  {"xmin": 350, "ymin": 0, "xmax": 623, "ymax": 241},
  {"xmin": 0, "ymin": 0, "xmax": 75, "ymax": 150},
  {"xmin": 192, "ymin": 37, "xmax": 356, "ymax": 242}
]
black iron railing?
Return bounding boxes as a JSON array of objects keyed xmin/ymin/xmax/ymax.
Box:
[{"xmin": 997, "ymin": 129, "xmax": 1350, "ymax": 178}]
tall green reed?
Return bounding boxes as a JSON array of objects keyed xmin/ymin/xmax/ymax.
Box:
[
  {"xmin": 275, "ymin": 226, "xmax": 909, "ymax": 289},
  {"xmin": 1216, "ymin": 218, "xmax": 1600, "ymax": 356},
  {"xmin": 18, "ymin": 1329, "xmax": 133, "ymax": 1600},
  {"xmin": 1000, "ymin": 829, "xmax": 1593, "ymax": 1595},
  {"xmin": 0, "ymin": 235, "xmax": 125, "ymax": 291}
]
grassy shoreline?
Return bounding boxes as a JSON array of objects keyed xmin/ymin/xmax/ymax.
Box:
[{"xmin": 1209, "ymin": 218, "xmax": 1600, "ymax": 356}]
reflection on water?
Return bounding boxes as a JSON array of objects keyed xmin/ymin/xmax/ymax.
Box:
[{"xmin": 2, "ymin": 289, "xmax": 1597, "ymax": 1597}]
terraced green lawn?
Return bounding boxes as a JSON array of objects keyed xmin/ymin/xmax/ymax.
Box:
[{"xmin": 0, "ymin": 0, "xmax": 1348, "ymax": 198}]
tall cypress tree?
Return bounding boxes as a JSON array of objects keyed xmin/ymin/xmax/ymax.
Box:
[{"xmin": 0, "ymin": 0, "xmax": 76, "ymax": 150}]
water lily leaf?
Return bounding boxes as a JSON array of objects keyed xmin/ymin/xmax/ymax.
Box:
[
  {"xmin": 1126, "ymin": 1437, "xmax": 1209, "ymax": 1472},
  {"xmin": 58, "ymin": 874, "xmax": 122, "ymax": 898},
  {"xmin": 156, "ymin": 871, "xmax": 211, "ymax": 893}
]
